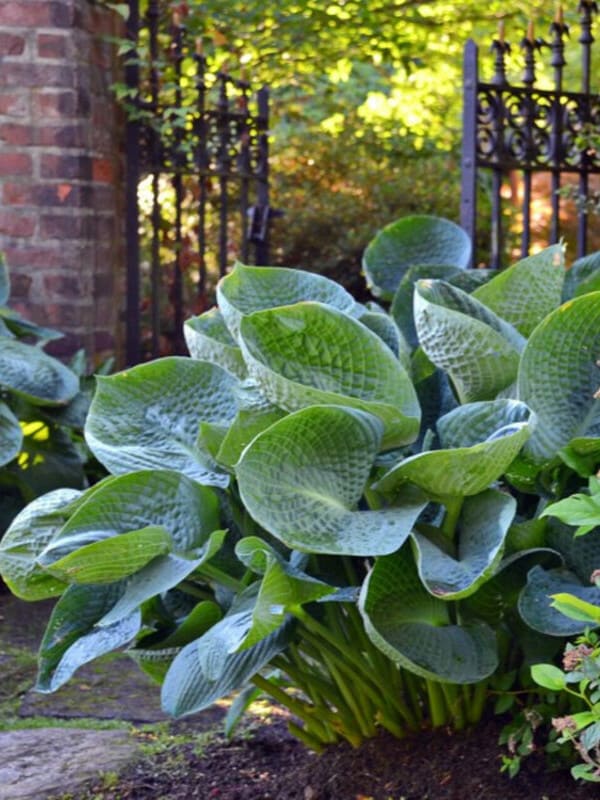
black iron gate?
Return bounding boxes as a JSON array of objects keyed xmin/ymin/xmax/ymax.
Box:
[
  {"xmin": 461, "ymin": 3, "xmax": 600, "ymax": 268},
  {"xmin": 124, "ymin": 1, "xmax": 273, "ymax": 363}
]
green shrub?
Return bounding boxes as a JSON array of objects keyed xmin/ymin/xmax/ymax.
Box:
[{"xmin": 1, "ymin": 220, "xmax": 600, "ymax": 752}]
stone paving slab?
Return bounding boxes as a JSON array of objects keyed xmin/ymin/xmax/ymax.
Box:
[{"xmin": 0, "ymin": 727, "xmax": 140, "ymax": 800}]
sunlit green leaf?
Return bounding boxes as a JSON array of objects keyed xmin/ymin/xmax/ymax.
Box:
[
  {"xmin": 0, "ymin": 488, "xmax": 80, "ymax": 600},
  {"xmin": 237, "ymin": 405, "xmax": 427, "ymax": 555},
  {"xmin": 472, "ymin": 244, "xmax": 565, "ymax": 336},
  {"xmin": 0, "ymin": 339, "xmax": 79, "ymax": 406},
  {"xmin": 359, "ymin": 545, "xmax": 498, "ymax": 682},
  {"xmin": 363, "ymin": 215, "xmax": 471, "ymax": 300},
  {"xmin": 184, "ymin": 308, "xmax": 247, "ymax": 379},
  {"xmin": 518, "ymin": 293, "xmax": 600, "ymax": 460},
  {"xmin": 412, "ymin": 490, "xmax": 515, "ymax": 599},
  {"xmin": 217, "ymin": 262, "xmax": 359, "ymax": 341},
  {"xmin": 414, "ymin": 280, "xmax": 523, "ymax": 402},
  {"xmin": 0, "ymin": 401, "xmax": 22, "ymax": 466},
  {"xmin": 37, "ymin": 582, "xmax": 140, "ymax": 692},
  {"xmin": 239, "ymin": 303, "xmax": 420, "ymax": 449},
  {"xmin": 85, "ymin": 358, "xmax": 239, "ymax": 486},
  {"xmin": 375, "ymin": 400, "xmax": 534, "ymax": 497}
]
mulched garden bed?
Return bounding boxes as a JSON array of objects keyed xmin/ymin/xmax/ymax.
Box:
[{"xmin": 87, "ymin": 715, "xmax": 594, "ymax": 800}]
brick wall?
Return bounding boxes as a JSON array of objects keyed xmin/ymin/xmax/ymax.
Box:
[{"xmin": 0, "ymin": 0, "xmax": 124, "ymax": 363}]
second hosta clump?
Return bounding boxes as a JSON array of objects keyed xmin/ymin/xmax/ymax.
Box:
[{"xmin": 2, "ymin": 215, "xmax": 600, "ymax": 750}]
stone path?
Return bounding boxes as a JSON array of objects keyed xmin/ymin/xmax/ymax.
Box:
[
  {"xmin": 0, "ymin": 728, "xmax": 139, "ymax": 800},
  {"xmin": 0, "ymin": 593, "xmax": 219, "ymax": 799}
]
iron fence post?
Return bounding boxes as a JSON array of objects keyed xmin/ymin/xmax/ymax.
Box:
[
  {"xmin": 125, "ymin": 0, "xmax": 141, "ymax": 365},
  {"xmin": 460, "ymin": 39, "xmax": 478, "ymax": 267}
]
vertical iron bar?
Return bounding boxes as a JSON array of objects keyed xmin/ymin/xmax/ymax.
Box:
[
  {"xmin": 460, "ymin": 39, "xmax": 478, "ymax": 267},
  {"xmin": 238, "ymin": 76, "xmax": 251, "ymax": 264},
  {"xmin": 520, "ymin": 22, "xmax": 539, "ymax": 258},
  {"xmin": 491, "ymin": 171, "xmax": 503, "ymax": 269},
  {"xmin": 217, "ymin": 71, "xmax": 230, "ymax": 277},
  {"xmin": 254, "ymin": 86, "xmax": 270, "ymax": 266},
  {"xmin": 148, "ymin": 0, "xmax": 161, "ymax": 358},
  {"xmin": 577, "ymin": 1, "xmax": 597, "ymax": 257},
  {"xmin": 172, "ymin": 13, "xmax": 185, "ymax": 351},
  {"xmin": 194, "ymin": 40, "xmax": 208, "ymax": 308},
  {"xmin": 490, "ymin": 25, "xmax": 510, "ymax": 268},
  {"xmin": 550, "ymin": 8, "xmax": 568, "ymax": 244},
  {"xmin": 125, "ymin": 0, "xmax": 140, "ymax": 365}
]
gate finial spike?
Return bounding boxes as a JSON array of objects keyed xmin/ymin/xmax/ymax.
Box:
[
  {"xmin": 527, "ymin": 19, "xmax": 535, "ymax": 43},
  {"xmin": 491, "ymin": 18, "xmax": 510, "ymax": 84},
  {"xmin": 498, "ymin": 18, "xmax": 505, "ymax": 43}
]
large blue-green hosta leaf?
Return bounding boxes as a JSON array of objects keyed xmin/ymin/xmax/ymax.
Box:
[
  {"xmin": 412, "ymin": 490, "xmax": 516, "ymax": 599},
  {"xmin": 375, "ymin": 400, "xmax": 534, "ymax": 497},
  {"xmin": 41, "ymin": 526, "xmax": 174, "ymax": 585},
  {"xmin": 357, "ymin": 305, "xmax": 411, "ymax": 368},
  {"xmin": 37, "ymin": 582, "xmax": 140, "ymax": 692},
  {"xmin": 471, "ymin": 244, "xmax": 565, "ymax": 336},
  {"xmin": 161, "ymin": 605, "xmax": 291, "ymax": 717},
  {"xmin": 85, "ymin": 358, "xmax": 239, "ymax": 486},
  {"xmin": 217, "ymin": 262, "xmax": 359, "ymax": 341},
  {"xmin": 519, "ymin": 566, "xmax": 600, "ymax": 636},
  {"xmin": 0, "ymin": 339, "xmax": 79, "ymax": 405},
  {"xmin": 239, "ymin": 303, "xmax": 420, "ymax": 449},
  {"xmin": 184, "ymin": 309, "xmax": 246, "ymax": 379},
  {"xmin": 414, "ymin": 280, "xmax": 524, "ymax": 402},
  {"xmin": 216, "ymin": 383, "xmax": 287, "ymax": 470},
  {"xmin": 359, "ymin": 545, "xmax": 498, "ymax": 682},
  {"xmin": 391, "ymin": 265, "xmax": 463, "ymax": 349},
  {"xmin": 129, "ymin": 600, "xmax": 223, "ymax": 684},
  {"xmin": 0, "ymin": 401, "xmax": 22, "ymax": 466},
  {"xmin": 518, "ymin": 292, "xmax": 600, "ymax": 460},
  {"xmin": 99, "ymin": 530, "xmax": 226, "ymax": 627},
  {"xmin": 236, "ymin": 406, "xmax": 428, "ymax": 556},
  {"xmin": 362, "ymin": 215, "xmax": 471, "ymax": 301},
  {"xmin": 234, "ymin": 537, "xmax": 335, "ymax": 648},
  {"xmin": 38, "ymin": 470, "xmax": 220, "ymax": 571},
  {"xmin": 0, "ymin": 253, "xmax": 9, "ymax": 306},
  {"xmin": 563, "ymin": 251, "xmax": 600, "ymax": 301},
  {"xmin": 0, "ymin": 488, "xmax": 80, "ymax": 600}
]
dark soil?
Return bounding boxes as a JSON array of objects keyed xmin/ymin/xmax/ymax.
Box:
[
  {"xmin": 84, "ymin": 715, "xmax": 595, "ymax": 800},
  {"xmin": 2, "ymin": 591, "xmax": 597, "ymax": 800}
]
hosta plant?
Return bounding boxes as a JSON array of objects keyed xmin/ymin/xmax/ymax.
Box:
[
  {"xmin": 0, "ymin": 256, "xmax": 107, "ymax": 538},
  {"xmin": 2, "ymin": 216, "xmax": 600, "ymax": 751}
]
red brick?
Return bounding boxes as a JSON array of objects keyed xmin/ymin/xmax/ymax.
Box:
[
  {"xmin": 0, "ymin": 123, "xmax": 33, "ymax": 146},
  {"xmin": 34, "ymin": 90, "xmax": 78, "ymax": 119},
  {"xmin": 3, "ymin": 182, "xmax": 84, "ymax": 208},
  {"xmin": 0, "ymin": 62, "xmax": 74, "ymax": 89},
  {"xmin": 0, "ymin": 91, "xmax": 28, "ymax": 117},
  {"xmin": 40, "ymin": 214, "xmax": 85, "ymax": 239},
  {"xmin": 38, "ymin": 123, "xmax": 87, "ymax": 148},
  {"xmin": 0, "ymin": 2, "xmax": 72, "ymax": 28},
  {"xmin": 93, "ymin": 271, "xmax": 114, "ymax": 297},
  {"xmin": 0, "ymin": 211, "xmax": 36, "ymax": 237},
  {"xmin": 41, "ymin": 153, "xmax": 92, "ymax": 180},
  {"xmin": 3, "ymin": 246, "xmax": 66, "ymax": 269},
  {"xmin": 0, "ymin": 153, "xmax": 33, "ymax": 176},
  {"xmin": 37, "ymin": 33, "xmax": 68, "ymax": 60},
  {"xmin": 45, "ymin": 303, "xmax": 85, "ymax": 327},
  {"xmin": 0, "ymin": 33, "xmax": 25, "ymax": 56},
  {"xmin": 44, "ymin": 274, "xmax": 82, "ymax": 298},
  {"xmin": 92, "ymin": 158, "xmax": 115, "ymax": 183}
]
